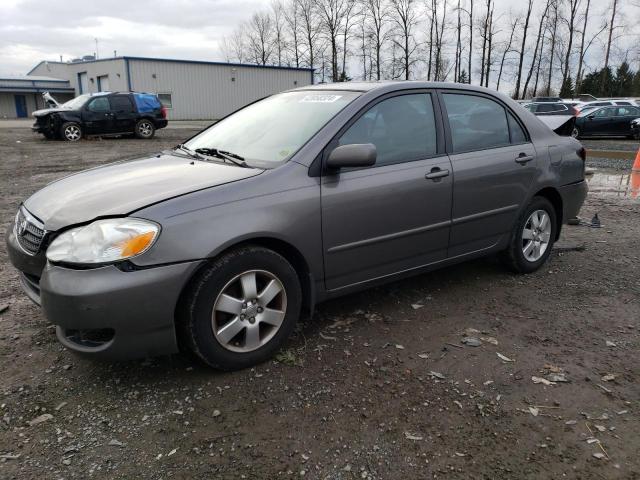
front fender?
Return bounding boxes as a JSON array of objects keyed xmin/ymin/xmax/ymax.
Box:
[{"xmin": 131, "ymin": 162, "xmax": 324, "ymax": 282}]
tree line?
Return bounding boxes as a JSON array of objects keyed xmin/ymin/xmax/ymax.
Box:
[{"xmin": 220, "ymin": 0, "xmax": 640, "ymax": 99}]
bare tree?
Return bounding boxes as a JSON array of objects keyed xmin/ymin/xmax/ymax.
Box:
[
  {"xmin": 220, "ymin": 29, "xmax": 248, "ymax": 64},
  {"xmin": 246, "ymin": 12, "xmax": 275, "ymax": 65},
  {"xmin": 604, "ymin": 0, "xmax": 618, "ymax": 69},
  {"xmin": 366, "ymin": 0, "xmax": 390, "ymax": 80},
  {"xmin": 271, "ymin": 1, "xmax": 287, "ymax": 66},
  {"xmin": 317, "ymin": 0, "xmax": 347, "ymax": 81},
  {"xmin": 340, "ymin": 0, "xmax": 359, "ymax": 79},
  {"xmin": 545, "ymin": 0, "xmax": 559, "ymax": 95},
  {"xmin": 514, "ymin": 0, "xmax": 534, "ymax": 98},
  {"xmin": 298, "ymin": 0, "xmax": 320, "ymax": 70},
  {"xmin": 468, "ymin": 0, "xmax": 474, "ymax": 83},
  {"xmin": 433, "ymin": 0, "xmax": 449, "ymax": 81},
  {"xmin": 496, "ymin": 15, "xmax": 518, "ymax": 91},
  {"xmin": 389, "ymin": 0, "xmax": 420, "ymax": 80},
  {"xmin": 560, "ymin": 0, "xmax": 581, "ymax": 87},
  {"xmin": 454, "ymin": 0, "xmax": 463, "ymax": 81},
  {"xmin": 479, "ymin": 0, "xmax": 491, "ymax": 86},
  {"xmin": 522, "ymin": 0, "xmax": 553, "ymax": 98},
  {"xmin": 575, "ymin": 0, "xmax": 590, "ymax": 89},
  {"xmin": 284, "ymin": 0, "xmax": 302, "ymax": 67}
]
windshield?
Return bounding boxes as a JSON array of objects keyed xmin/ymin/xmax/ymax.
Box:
[
  {"xmin": 61, "ymin": 94, "xmax": 91, "ymax": 109},
  {"xmin": 184, "ymin": 91, "xmax": 360, "ymax": 168}
]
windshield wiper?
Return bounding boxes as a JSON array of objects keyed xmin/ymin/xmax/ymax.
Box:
[
  {"xmin": 175, "ymin": 144, "xmax": 201, "ymax": 159},
  {"xmin": 194, "ymin": 147, "xmax": 250, "ymax": 168}
]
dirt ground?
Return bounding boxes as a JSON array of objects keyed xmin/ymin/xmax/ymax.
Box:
[{"xmin": 0, "ymin": 121, "xmax": 639, "ymax": 479}]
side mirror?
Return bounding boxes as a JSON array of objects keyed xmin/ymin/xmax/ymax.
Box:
[{"xmin": 326, "ymin": 143, "xmax": 377, "ymax": 169}]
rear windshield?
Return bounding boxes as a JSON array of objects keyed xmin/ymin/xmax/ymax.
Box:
[{"xmin": 185, "ymin": 91, "xmax": 360, "ymax": 168}]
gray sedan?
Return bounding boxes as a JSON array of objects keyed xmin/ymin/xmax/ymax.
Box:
[{"xmin": 6, "ymin": 82, "xmax": 588, "ymax": 370}]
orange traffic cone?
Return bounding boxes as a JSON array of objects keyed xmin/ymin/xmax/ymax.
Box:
[
  {"xmin": 631, "ymin": 171, "xmax": 640, "ymax": 199},
  {"xmin": 633, "ymin": 145, "xmax": 640, "ymax": 172}
]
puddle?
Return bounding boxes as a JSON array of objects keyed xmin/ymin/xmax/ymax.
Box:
[{"xmin": 587, "ymin": 170, "xmax": 640, "ymax": 199}]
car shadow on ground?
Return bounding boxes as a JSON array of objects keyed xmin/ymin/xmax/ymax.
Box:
[{"xmin": 64, "ymin": 254, "xmax": 507, "ymax": 387}]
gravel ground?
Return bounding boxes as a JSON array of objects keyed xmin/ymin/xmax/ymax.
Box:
[{"xmin": 1, "ymin": 123, "xmax": 639, "ymax": 479}]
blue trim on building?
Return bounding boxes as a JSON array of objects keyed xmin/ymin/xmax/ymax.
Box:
[
  {"xmin": 0, "ymin": 87, "xmax": 74, "ymax": 93},
  {"xmin": 28, "ymin": 56, "xmax": 314, "ymax": 76},
  {"xmin": 77, "ymin": 72, "xmax": 85, "ymax": 94},
  {"xmin": 125, "ymin": 58, "xmax": 132, "ymax": 91}
]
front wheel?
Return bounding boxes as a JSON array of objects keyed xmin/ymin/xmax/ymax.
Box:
[
  {"xmin": 502, "ymin": 197, "xmax": 557, "ymax": 274},
  {"xmin": 60, "ymin": 122, "xmax": 82, "ymax": 141},
  {"xmin": 179, "ymin": 246, "xmax": 302, "ymax": 370},
  {"xmin": 571, "ymin": 127, "xmax": 581, "ymax": 139},
  {"xmin": 135, "ymin": 119, "xmax": 155, "ymax": 139}
]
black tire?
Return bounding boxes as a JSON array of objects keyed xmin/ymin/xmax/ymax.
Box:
[
  {"xmin": 135, "ymin": 119, "xmax": 155, "ymax": 139},
  {"xmin": 501, "ymin": 196, "xmax": 557, "ymax": 274},
  {"xmin": 571, "ymin": 126, "xmax": 581, "ymax": 139},
  {"xmin": 179, "ymin": 246, "xmax": 302, "ymax": 370},
  {"xmin": 60, "ymin": 122, "xmax": 82, "ymax": 141}
]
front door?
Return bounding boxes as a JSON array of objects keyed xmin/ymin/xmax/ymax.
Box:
[
  {"xmin": 14, "ymin": 95, "xmax": 27, "ymax": 118},
  {"xmin": 440, "ymin": 91, "xmax": 537, "ymax": 257},
  {"xmin": 82, "ymin": 96, "xmax": 114, "ymax": 134},
  {"xmin": 321, "ymin": 92, "xmax": 452, "ymax": 290},
  {"xmin": 585, "ymin": 106, "xmax": 616, "ymax": 135}
]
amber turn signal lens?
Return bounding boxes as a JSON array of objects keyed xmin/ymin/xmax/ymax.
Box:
[{"xmin": 121, "ymin": 231, "xmax": 156, "ymax": 257}]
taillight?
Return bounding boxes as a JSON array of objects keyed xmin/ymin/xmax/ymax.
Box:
[
  {"xmin": 160, "ymin": 106, "xmax": 167, "ymax": 119},
  {"xmin": 578, "ymin": 147, "xmax": 586, "ymax": 162}
]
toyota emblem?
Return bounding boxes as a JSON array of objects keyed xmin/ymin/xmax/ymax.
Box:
[{"xmin": 17, "ymin": 219, "xmax": 28, "ymax": 236}]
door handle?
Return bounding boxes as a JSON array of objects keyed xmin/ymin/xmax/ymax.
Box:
[
  {"xmin": 425, "ymin": 167, "xmax": 450, "ymax": 180},
  {"xmin": 515, "ymin": 153, "xmax": 534, "ymax": 165}
]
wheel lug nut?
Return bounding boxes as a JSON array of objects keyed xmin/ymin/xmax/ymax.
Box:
[
  {"xmin": 257, "ymin": 307, "xmax": 263, "ymax": 313},
  {"xmin": 240, "ymin": 314, "xmax": 245, "ymax": 320},
  {"xmin": 249, "ymin": 317, "xmax": 255, "ymax": 324}
]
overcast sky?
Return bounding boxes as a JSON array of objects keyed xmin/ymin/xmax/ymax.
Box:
[
  {"xmin": 1, "ymin": 0, "xmax": 638, "ymax": 78},
  {"xmin": 0, "ymin": 0, "xmax": 271, "ymax": 76}
]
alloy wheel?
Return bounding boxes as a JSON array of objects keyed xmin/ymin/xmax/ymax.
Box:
[
  {"xmin": 138, "ymin": 121, "xmax": 153, "ymax": 137},
  {"xmin": 522, "ymin": 209, "xmax": 552, "ymax": 262},
  {"xmin": 212, "ymin": 270, "xmax": 287, "ymax": 353},
  {"xmin": 64, "ymin": 125, "xmax": 81, "ymax": 141}
]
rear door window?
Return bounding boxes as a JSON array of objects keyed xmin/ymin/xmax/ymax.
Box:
[
  {"xmin": 507, "ymin": 112, "xmax": 528, "ymax": 144},
  {"xmin": 109, "ymin": 95, "xmax": 134, "ymax": 112},
  {"xmin": 338, "ymin": 93, "xmax": 438, "ymax": 167},
  {"xmin": 442, "ymin": 93, "xmax": 511, "ymax": 152}
]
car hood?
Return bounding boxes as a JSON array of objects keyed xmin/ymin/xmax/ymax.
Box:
[
  {"xmin": 24, "ymin": 152, "xmax": 263, "ymax": 231},
  {"xmin": 32, "ymin": 107, "xmax": 72, "ymax": 117}
]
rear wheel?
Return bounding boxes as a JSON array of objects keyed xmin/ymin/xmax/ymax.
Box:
[
  {"xmin": 135, "ymin": 119, "xmax": 155, "ymax": 139},
  {"xmin": 60, "ymin": 122, "xmax": 82, "ymax": 141},
  {"xmin": 179, "ymin": 246, "xmax": 302, "ymax": 370},
  {"xmin": 502, "ymin": 196, "xmax": 557, "ymax": 274}
]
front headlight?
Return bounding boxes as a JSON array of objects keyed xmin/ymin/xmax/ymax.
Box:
[{"xmin": 46, "ymin": 218, "xmax": 160, "ymax": 264}]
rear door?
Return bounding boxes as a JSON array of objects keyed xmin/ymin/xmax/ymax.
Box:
[
  {"xmin": 321, "ymin": 91, "xmax": 452, "ymax": 290},
  {"xmin": 440, "ymin": 91, "xmax": 536, "ymax": 257},
  {"xmin": 109, "ymin": 95, "xmax": 137, "ymax": 133},
  {"xmin": 613, "ymin": 106, "xmax": 640, "ymax": 135},
  {"xmin": 82, "ymin": 96, "xmax": 114, "ymax": 134}
]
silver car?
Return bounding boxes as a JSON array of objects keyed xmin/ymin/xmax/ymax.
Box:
[{"xmin": 7, "ymin": 82, "xmax": 588, "ymax": 370}]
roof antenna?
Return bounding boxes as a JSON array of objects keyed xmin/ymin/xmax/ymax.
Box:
[
  {"xmin": 114, "ymin": 50, "xmax": 117, "ymax": 57},
  {"xmin": 94, "ymin": 38, "xmax": 99, "ymax": 59}
]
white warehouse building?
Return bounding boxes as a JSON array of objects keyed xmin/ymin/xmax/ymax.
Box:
[{"xmin": 5, "ymin": 56, "xmax": 314, "ymax": 120}]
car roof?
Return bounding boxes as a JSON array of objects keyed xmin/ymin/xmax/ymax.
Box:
[{"xmin": 292, "ymin": 80, "xmax": 499, "ymax": 94}]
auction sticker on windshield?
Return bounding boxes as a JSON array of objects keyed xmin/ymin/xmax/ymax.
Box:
[{"xmin": 299, "ymin": 94, "xmax": 342, "ymax": 103}]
